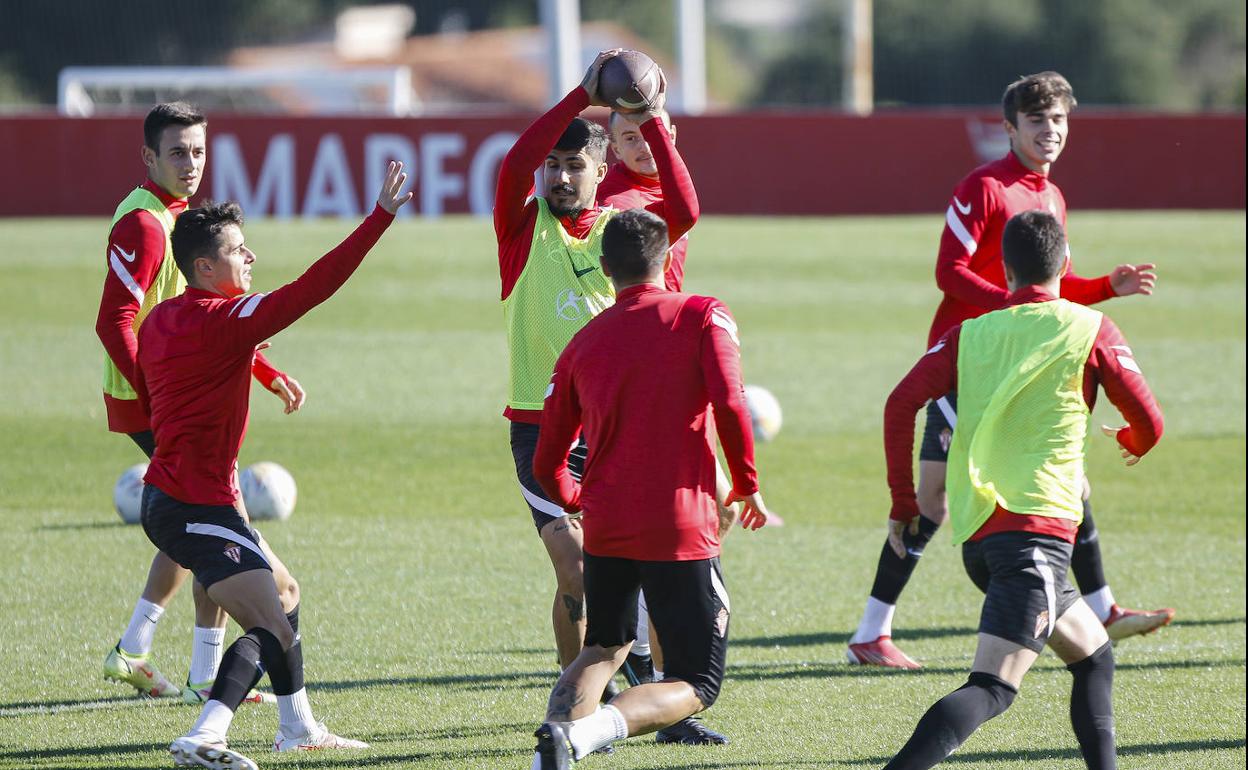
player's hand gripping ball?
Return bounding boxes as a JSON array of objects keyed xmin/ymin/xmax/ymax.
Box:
[
  {"xmin": 240, "ymin": 461, "xmax": 298, "ymax": 521},
  {"xmin": 597, "ymin": 50, "xmax": 662, "ymax": 112},
  {"xmin": 744, "ymin": 384, "xmax": 783, "ymax": 442}
]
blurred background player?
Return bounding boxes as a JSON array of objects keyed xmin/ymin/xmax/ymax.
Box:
[
  {"xmin": 530, "ymin": 209, "xmax": 773, "ymax": 768},
  {"xmin": 492, "ymin": 50, "xmax": 696, "ymax": 694},
  {"xmin": 848, "ymin": 72, "xmax": 1171, "ymax": 669},
  {"xmin": 879, "ymin": 210, "xmax": 1163, "ymax": 769},
  {"xmin": 96, "ymin": 102, "xmax": 302, "ymax": 702},
  {"xmin": 140, "ymin": 161, "xmax": 411, "ymax": 769}
]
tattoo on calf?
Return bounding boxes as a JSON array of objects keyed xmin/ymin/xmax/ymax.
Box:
[
  {"xmin": 562, "ymin": 594, "xmax": 584, "ymax": 622},
  {"xmin": 548, "ymin": 681, "xmax": 584, "ymax": 721}
]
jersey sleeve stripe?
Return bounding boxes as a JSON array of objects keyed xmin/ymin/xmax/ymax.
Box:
[
  {"xmin": 710, "ymin": 308, "xmax": 740, "ymax": 345},
  {"xmin": 230, "ymin": 293, "xmax": 266, "ymax": 319},
  {"xmin": 945, "ymin": 205, "xmax": 979, "ymax": 255},
  {"xmin": 108, "ymin": 249, "xmax": 145, "ymax": 304}
]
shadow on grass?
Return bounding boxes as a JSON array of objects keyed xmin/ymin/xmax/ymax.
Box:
[
  {"xmin": 0, "ymin": 741, "xmax": 161, "ymax": 761},
  {"xmin": 733, "ymin": 615, "xmax": 1245, "ymax": 651},
  {"xmin": 726, "ymin": 656, "xmax": 1246, "ymax": 682},
  {"xmin": 0, "ymin": 694, "xmax": 174, "ymax": 718},
  {"xmin": 840, "ymin": 736, "xmax": 1246, "ymax": 765},
  {"xmin": 313, "ymin": 668, "xmax": 555, "ymax": 693},
  {"xmin": 35, "ymin": 520, "xmax": 123, "ymax": 532}
]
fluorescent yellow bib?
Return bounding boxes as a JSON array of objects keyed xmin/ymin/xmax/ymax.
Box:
[
  {"xmin": 503, "ymin": 198, "xmax": 616, "ymax": 411},
  {"xmin": 102, "ymin": 187, "xmax": 185, "ymax": 400},
  {"xmin": 947, "ymin": 299, "xmax": 1102, "ymax": 544}
]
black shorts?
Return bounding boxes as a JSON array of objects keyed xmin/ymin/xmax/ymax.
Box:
[
  {"xmin": 141, "ymin": 484, "xmax": 271, "ymax": 590},
  {"xmin": 128, "ymin": 430, "xmax": 156, "ymax": 460},
  {"xmin": 583, "ymin": 552, "xmax": 729, "ymax": 708},
  {"xmin": 918, "ymin": 392, "xmax": 958, "ymax": 462},
  {"xmin": 961, "ymin": 531, "xmax": 1080, "ymax": 653},
  {"xmin": 510, "ymin": 421, "xmax": 586, "ymax": 533}
]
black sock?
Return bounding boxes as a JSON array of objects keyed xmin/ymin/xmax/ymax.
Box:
[
  {"xmin": 1068, "ymin": 642, "xmax": 1116, "ymax": 770},
  {"xmin": 253, "ymin": 626, "xmax": 305, "ymax": 696},
  {"xmin": 622, "ymin": 651, "xmax": 655, "ymax": 686},
  {"xmin": 1071, "ymin": 500, "xmax": 1108, "ymax": 595},
  {"xmin": 207, "ymin": 632, "xmax": 266, "ymax": 710},
  {"xmin": 286, "ymin": 604, "xmax": 300, "ymax": 635},
  {"xmin": 884, "ymin": 672, "xmax": 1018, "ymax": 770},
  {"xmin": 870, "ymin": 516, "xmax": 940, "ymax": 604}
]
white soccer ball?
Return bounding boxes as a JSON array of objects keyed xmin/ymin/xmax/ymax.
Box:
[
  {"xmin": 744, "ymin": 384, "xmax": 783, "ymax": 442},
  {"xmin": 240, "ymin": 461, "xmax": 297, "ymax": 521},
  {"xmin": 114, "ymin": 463, "xmax": 148, "ymax": 525}
]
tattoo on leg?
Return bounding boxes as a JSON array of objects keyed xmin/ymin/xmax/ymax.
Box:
[
  {"xmin": 553, "ymin": 521, "xmax": 569, "ymax": 533},
  {"xmin": 562, "ymin": 594, "xmax": 584, "ymax": 623},
  {"xmin": 548, "ymin": 681, "xmax": 585, "ymax": 721}
]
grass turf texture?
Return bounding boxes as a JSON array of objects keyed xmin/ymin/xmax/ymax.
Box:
[{"xmin": 0, "ymin": 211, "xmax": 1242, "ymax": 769}]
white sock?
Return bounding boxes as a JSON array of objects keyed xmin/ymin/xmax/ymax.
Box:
[
  {"xmin": 186, "ymin": 699, "xmax": 235, "ymax": 743},
  {"xmin": 529, "ymin": 752, "xmax": 543, "ymax": 770},
  {"xmin": 277, "ymin": 687, "xmax": 318, "ymax": 738},
  {"xmin": 119, "ymin": 598, "xmax": 165, "ymax": 656},
  {"xmin": 188, "ymin": 626, "xmax": 226, "ymax": 686},
  {"xmin": 851, "ymin": 597, "xmax": 896, "ymax": 644},
  {"xmin": 633, "ymin": 593, "xmax": 651, "ymax": 657},
  {"xmin": 653, "ymin": 668, "xmax": 664, "ymax": 680},
  {"xmin": 567, "ymin": 704, "xmax": 628, "ymax": 760},
  {"xmin": 1084, "ymin": 586, "xmax": 1116, "ymax": 622}
]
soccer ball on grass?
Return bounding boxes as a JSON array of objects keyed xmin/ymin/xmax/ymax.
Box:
[
  {"xmin": 113, "ymin": 463, "xmax": 148, "ymax": 525},
  {"xmin": 240, "ymin": 462, "xmax": 297, "ymax": 521}
]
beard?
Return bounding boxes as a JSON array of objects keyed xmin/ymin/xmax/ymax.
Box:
[
  {"xmin": 548, "ymin": 201, "xmax": 584, "ymax": 219},
  {"xmin": 547, "ymin": 182, "xmax": 586, "ymax": 219}
]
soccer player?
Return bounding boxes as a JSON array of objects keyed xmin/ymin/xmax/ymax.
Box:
[
  {"xmin": 530, "ymin": 209, "xmax": 773, "ymax": 768},
  {"xmin": 96, "ymin": 102, "xmax": 302, "ymax": 702},
  {"xmin": 848, "ymin": 72, "xmax": 1170, "ymax": 669},
  {"xmin": 879, "ymin": 210, "xmax": 1163, "ymax": 770},
  {"xmin": 597, "ymin": 106, "xmax": 743, "ymax": 746},
  {"xmin": 137, "ymin": 161, "xmax": 412, "ymax": 769},
  {"xmin": 493, "ymin": 50, "xmax": 696, "ymax": 682}
]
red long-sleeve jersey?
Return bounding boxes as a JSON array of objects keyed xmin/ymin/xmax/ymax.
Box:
[
  {"xmin": 96, "ymin": 179, "xmax": 282, "ymax": 433},
  {"xmin": 887, "ymin": 286, "xmax": 1164, "ymax": 541},
  {"xmin": 597, "ymin": 163, "xmax": 692, "ymax": 291},
  {"xmin": 534, "ymin": 284, "xmax": 757, "ymax": 561},
  {"xmin": 493, "ymin": 88, "xmax": 699, "ymax": 423},
  {"xmin": 929, "ymin": 153, "xmax": 1115, "ymax": 347},
  {"xmin": 136, "ymin": 206, "xmax": 394, "ymax": 505}
]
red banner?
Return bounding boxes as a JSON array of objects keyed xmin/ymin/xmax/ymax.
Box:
[{"xmin": 0, "ymin": 111, "xmax": 1241, "ymax": 217}]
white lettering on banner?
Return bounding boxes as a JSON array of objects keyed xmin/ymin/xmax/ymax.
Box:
[
  {"xmin": 364, "ymin": 134, "xmax": 418, "ymax": 219},
  {"xmin": 420, "ymin": 133, "xmax": 465, "ymax": 217},
  {"xmin": 211, "ymin": 131, "xmax": 512, "ymax": 218},
  {"xmin": 469, "ymin": 132, "xmax": 519, "ymax": 215},
  {"xmin": 303, "ymin": 134, "xmax": 359, "ymax": 218},
  {"xmin": 213, "ymin": 134, "xmax": 295, "ymax": 217}
]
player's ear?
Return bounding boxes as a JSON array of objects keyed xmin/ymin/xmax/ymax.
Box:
[
  {"xmin": 599, "ymin": 254, "xmax": 612, "ymax": 278},
  {"xmin": 595, "ymin": 161, "xmax": 607, "ymax": 183},
  {"xmin": 662, "ymin": 248, "xmax": 673, "ymax": 275},
  {"xmin": 141, "ymin": 143, "xmax": 156, "ymax": 170}
]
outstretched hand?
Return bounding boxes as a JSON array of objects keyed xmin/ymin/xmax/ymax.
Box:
[
  {"xmin": 1101, "ymin": 424, "xmax": 1140, "ymax": 466},
  {"xmin": 725, "ymin": 489, "xmax": 773, "ymax": 531},
  {"xmin": 1109, "ymin": 263, "xmax": 1157, "ymax": 297},
  {"xmin": 377, "ymin": 161, "xmax": 413, "ymax": 214},
  {"xmin": 269, "ymin": 376, "xmax": 305, "ymax": 414},
  {"xmin": 581, "ymin": 49, "xmax": 623, "ymax": 107}
]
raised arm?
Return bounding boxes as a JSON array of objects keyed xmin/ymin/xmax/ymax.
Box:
[
  {"xmin": 1090, "ymin": 317, "xmax": 1164, "ymax": 462},
  {"xmin": 621, "ymin": 78, "xmax": 698, "ymax": 242},
  {"xmin": 221, "ymin": 162, "xmax": 410, "ymax": 351}
]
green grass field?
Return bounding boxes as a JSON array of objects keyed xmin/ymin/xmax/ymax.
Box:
[{"xmin": 0, "ymin": 211, "xmax": 1243, "ymax": 769}]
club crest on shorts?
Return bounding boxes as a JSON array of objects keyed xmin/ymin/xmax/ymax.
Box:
[
  {"xmin": 716, "ymin": 607, "xmax": 729, "ymax": 638},
  {"xmin": 1034, "ymin": 609, "xmax": 1050, "ymax": 639},
  {"xmin": 223, "ymin": 543, "xmax": 242, "ymax": 564},
  {"xmin": 939, "ymin": 427, "xmax": 953, "ymax": 454}
]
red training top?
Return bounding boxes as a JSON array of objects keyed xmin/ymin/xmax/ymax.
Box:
[
  {"xmin": 929, "ymin": 152, "xmax": 1115, "ymax": 347},
  {"xmin": 96, "ymin": 178, "xmax": 282, "ymax": 434},
  {"xmin": 533, "ymin": 284, "xmax": 758, "ymax": 561},
  {"xmin": 597, "ymin": 163, "xmax": 691, "ymax": 292},
  {"xmin": 493, "ymin": 87, "xmax": 699, "ymax": 423},
  {"xmin": 886, "ymin": 286, "xmax": 1164, "ymax": 542},
  {"xmin": 136, "ymin": 207, "xmax": 394, "ymax": 505}
]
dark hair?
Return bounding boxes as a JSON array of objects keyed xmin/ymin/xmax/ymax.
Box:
[
  {"xmin": 601, "ymin": 209, "xmax": 669, "ymax": 283},
  {"xmin": 144, "ymin": 102, "xmax": 206, "ymax": 152},
  {"xmin": 1002, "ymin": 72, "xmax": 1076, "ymax": 126},
  {"xmin": 171, "ymin": 201, "xmax": 245, "ymax": 283},
  {"xmin": 1002, "ymin": 210, "xmax": 1067, "ymax": 285},
  {"xmin": 554, "ymin": 117, "xmax": 608, "ymax": 163}
]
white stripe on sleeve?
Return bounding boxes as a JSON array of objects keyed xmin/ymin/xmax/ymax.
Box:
[
  {"xmin": 945, "ymin": 205, "xmax": 978, "ymax": 255},
  {"xmin": 109, "ymin": 250, "xmax": 145, "ymax": 304}
]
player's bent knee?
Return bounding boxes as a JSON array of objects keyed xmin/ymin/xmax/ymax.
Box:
[{"xmin": 964, "ymin": 671, "xmax": 1018, "ymax": 717}]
